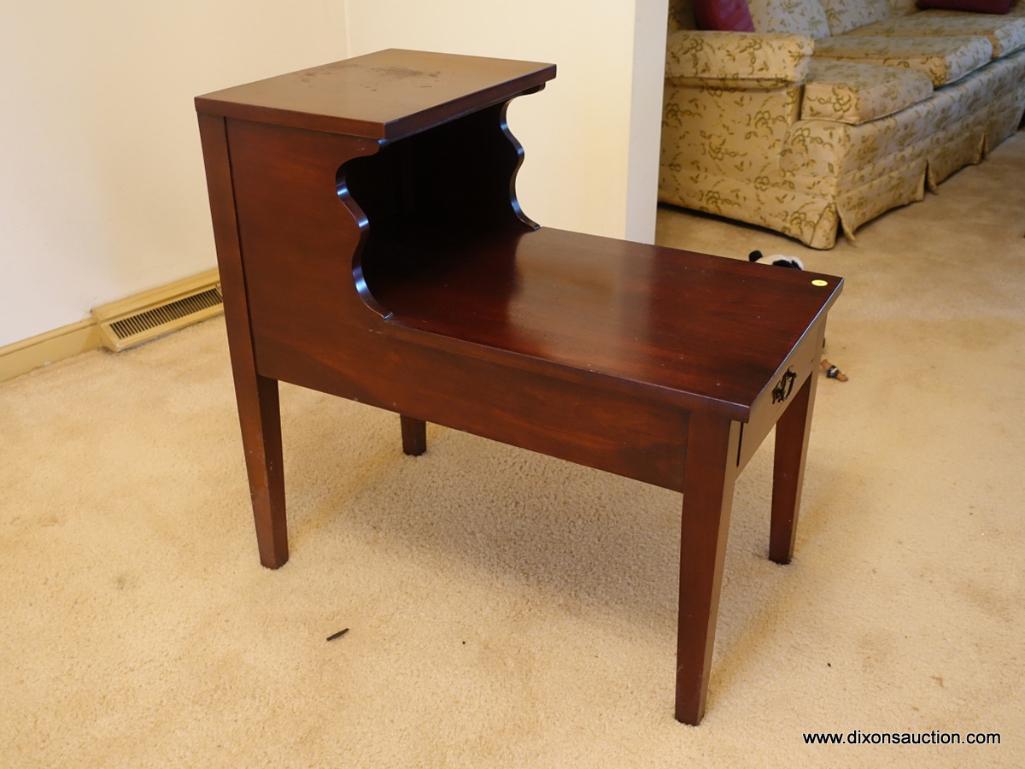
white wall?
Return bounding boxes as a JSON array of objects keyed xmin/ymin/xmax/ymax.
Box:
[
  {"xmin": 626, "ymin": 1, "xmax": 671, "ymax": 239},
  {"xmin": 345, "ymin": 0, "xmax": 667, "ymax": 243},
  {"xmin": 1, "ymin": 0, "xmax": 667, "ymax": 347},
  {"xmin": 0, "ymin": 0, "xmax": 348, "ymax": 346}
]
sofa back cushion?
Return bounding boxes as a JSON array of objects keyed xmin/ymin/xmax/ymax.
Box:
[
  {"xmin": 748, "ymin": 0, "xmax": 831, "ymax": 37},
  {"xmin": 694, "ymin": 0, "xmax": 756, "ymax": 30},
  {"xmin": 819, "ymin": 0, "xmax": 893, "ymax": 34}
]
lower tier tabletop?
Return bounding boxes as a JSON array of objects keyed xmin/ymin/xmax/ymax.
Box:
[{"xmin": 366, "ymin": 226, "xmax": 842, "ymax": 416}]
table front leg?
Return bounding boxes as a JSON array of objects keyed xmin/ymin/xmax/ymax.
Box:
[
  {"xmin": 676, "ymin": 414, "xmax": 740, "ymax": 725},
  {"xmin": 234, "ymin": 373, "xmax": 288, "ymax": 569},
  {"xmin": 769, "ymin": 371, "xmax": 817, "ymax": 565},
  {"xmin": 197, "ymin": 113, "xmax": 287, "ymax": 570}
]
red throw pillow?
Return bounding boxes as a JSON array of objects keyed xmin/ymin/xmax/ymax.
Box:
[
  {"xmin": 916, "ymin": 0, "xmax": 1012, "ymax": 12},
  {"xmin": 693, "ymin": 0, "xmax": 756, "ymax": 31}
]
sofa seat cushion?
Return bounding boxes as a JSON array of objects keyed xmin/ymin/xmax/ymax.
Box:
[
  {"xmin": 783, "ymin": 49, "xmax": 1025, "ymax": 183},
  {"xmin": 814, "ymin": 35, "xmax": 993, "ymax": 84},
  {"xmin": 848, "ymin": 13, "xmax": 1025, "ymax": 57},
  {"xmin": 802, "ymin": 60, "xmax": 934, "ymax": 123}
]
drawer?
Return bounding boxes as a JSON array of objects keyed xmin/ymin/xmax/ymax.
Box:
[{"xmin": 736, "ymin": 319, "xmax": 826, "ymax": 470}]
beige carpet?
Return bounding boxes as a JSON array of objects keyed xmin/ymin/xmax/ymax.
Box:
[{"xmin": 2, "ymin": 134, "xmax": 1024, "ymax": 769}]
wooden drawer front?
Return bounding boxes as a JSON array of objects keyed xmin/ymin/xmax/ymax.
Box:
[{"xmin": 737, "ymin": 320, "xmax": 825, "ymax": 470}]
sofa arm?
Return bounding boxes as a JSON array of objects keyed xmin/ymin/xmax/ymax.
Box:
[{"xmin": 665, "ymin": 30, "xmax": 814, "ymax": 88}]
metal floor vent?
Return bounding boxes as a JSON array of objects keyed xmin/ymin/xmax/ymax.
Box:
[
  {"xmin": 109, "ymin": 287, "xmax": 222, "ymax": 340},
  {"xmin": 92, "ymin": 269, "xmax": 223, "ymax": 352}
]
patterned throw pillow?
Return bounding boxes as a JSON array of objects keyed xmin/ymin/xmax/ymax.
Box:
[
  {"xmin": 694, "ymin": 0, "xmax": 756, "ymax": 31},
  {"xmin": 917, "ymin": 0, "xmax": 1011, "ymax": 11}
]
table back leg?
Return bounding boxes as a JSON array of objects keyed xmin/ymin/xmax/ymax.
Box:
[
  {"xmin": 400, "ymin": 415, "xmax": 427, "ymax": 456},
  {"xmin": 769, "ymin": 370, "xmax": 817, "ymax": 565},
  {"xmin": 238, "ymin": 375, "xmax": 288, "ymax": 568},
  {"xmin": 676, "ymin": 414, "xmax": 740, "ymax": 725}
]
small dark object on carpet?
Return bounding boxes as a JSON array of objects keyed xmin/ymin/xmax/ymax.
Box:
[
  {"xmin": 821, "ymin": 359, "xmax": 848, "ymax": 382},
  {"xmin": 326, "ymin": 628, "xmax": 350, "ymax": 641}
]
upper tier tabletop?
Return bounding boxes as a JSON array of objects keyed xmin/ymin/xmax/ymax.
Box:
[
  {"xmin": 195, "ymin": 49, "xmax": 555, "ymax": 141},
  {"xmin": 370, "ymin": 227, "xmax": 843, "ymax": 418}
]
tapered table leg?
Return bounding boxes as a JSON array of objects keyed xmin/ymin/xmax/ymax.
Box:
[
  {"xmin": 235, "ymin": 374, "xmax": 288, "ymax": 569},
  {"xmin": 675, "ymin": 414, "xmax": 740, "ymax": 725},
  {"xmin": 400, "ymin": 415, "xmax": 427, "ymax": 456},
  {"xmin": 770, "ymin": 372, "xmax": 817, "ymax": 565}
]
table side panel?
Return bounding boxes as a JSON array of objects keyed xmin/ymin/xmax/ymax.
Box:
[{"xmin": 260, "ymin": 334, "xmax": 690, "ymax": 491}]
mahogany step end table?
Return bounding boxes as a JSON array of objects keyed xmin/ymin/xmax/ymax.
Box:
[{"xmin": 195, "ymin": 49, "xmax": 843, "ymax": 725}]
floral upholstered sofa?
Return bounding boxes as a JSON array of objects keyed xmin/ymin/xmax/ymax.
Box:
[{"xmin": 660, "ymin": 0, "xmax": 1025, "ymax": 248}]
